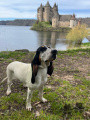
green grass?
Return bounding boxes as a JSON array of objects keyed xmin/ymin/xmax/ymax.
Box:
[
  {"xmin": 0, "ymin": 51, "xmax": 27, "ymax": 62},
  {"xmin": 1, "ymin": 78, "xmax": 89, "ymax": 119},
  {"xmin": 0, "ymin": 48, "xmax": 90, "ymax": 119},
  {"xmin": 31, "ymin": 21, "xmax": 52, "ymax": 30},
  {"xmin": 0, "ymin": 93, "xmax": 25, "ymax": 110},
  {"xmin": 81, "ymin": 42, "xmax": 90, "ymax": 47}
]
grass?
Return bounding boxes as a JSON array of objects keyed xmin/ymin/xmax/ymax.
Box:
[
  {"xmin": 0, "ymin": 93, "xmax": 25, "ymax": 110},
  {"xmin": 81, "ymin": 42, "xmax": 90, "ymax": 47},
  {"xmin": 0, "ymin": 48, "xmax": 90, "ymax": 119},
  {"xmin": 31, "ymin": 21, "xmax": 52, "ymax": 30},
  {"xmin": 0, "ymin": 51, "xmax": 27, "ymax": 62}
]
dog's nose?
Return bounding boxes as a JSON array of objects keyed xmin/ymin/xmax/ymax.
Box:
[{"xmin": 51, "ymin": 50, "xmax": 57, "ymax": 55}]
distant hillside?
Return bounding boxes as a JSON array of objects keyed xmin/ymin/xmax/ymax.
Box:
[
  {"xmin": 0, "ymin": 19, "xmax": 36, "ymax": 26},
  {"xmin": 0, "ymin": 18, "xmax": 90, "ymax": 27},
  {"xmin": 77, "ymin": 17, "xmax": 90, "ymax": 27}
]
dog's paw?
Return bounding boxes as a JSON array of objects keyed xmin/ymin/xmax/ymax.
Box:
[
  {"xmin": 6, "ymin": 90, "xmax": 11, "ymax": 96},
  {"xmin": 26, "ymin": 105, "xmax": 32, "ymax": 111},
  {"xmin": 41, "ymin": 97, "xmax": 47, "ymax": 103}
]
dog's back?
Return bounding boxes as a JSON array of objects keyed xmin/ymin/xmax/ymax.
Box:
[{"xmin": 6, "ymin": 61, "xmax": 32, "ymax": 85}]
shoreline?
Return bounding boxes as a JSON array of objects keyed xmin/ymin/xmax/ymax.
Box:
[
  {"xmin": 31, "ymin": 26, "xmax": 71, "ymax": 32},
  {"xmin": 0, "ymin": 46, "xmax": 90, "ymax": 54},
  {"xmin": 0, "ymin": 43, "xmax": 90, "ymax": 53}
]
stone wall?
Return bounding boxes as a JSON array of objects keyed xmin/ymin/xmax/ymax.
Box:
[
  {"xmin": 52, "ymin": 18, "xmax": 59, "ymax": 27},
  {"xmin": 59, "ymin": 21, "xmax": 70, "ymax": 27},
  {"xmin": 70, "ymin": 20, "xmax": 77, "ymax": 28}
]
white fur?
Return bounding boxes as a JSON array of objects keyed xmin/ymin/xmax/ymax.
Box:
[{"xmin": 6, "ymin": 61, "xmax": 48, "ymax": 111}]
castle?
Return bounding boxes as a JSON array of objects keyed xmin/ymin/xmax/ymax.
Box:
[{"xmin": 37, "ymin": 1, "xmax": 77, "ymax": 28}]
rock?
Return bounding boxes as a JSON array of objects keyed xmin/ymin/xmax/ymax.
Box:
[
  {"xmin": 84, "ymin": 111, "xmax": 90, "ymax": 117},
  {"xmin": 35, "ymin": 111, "xmax": 40, "ymax": 117},
  {"xmin": 15, "ymin": 49, "xmax": 29, "ymax": 53},
  {"xmin": 37, "ymin": 104, "xmax": 41, "ymax": 107}
]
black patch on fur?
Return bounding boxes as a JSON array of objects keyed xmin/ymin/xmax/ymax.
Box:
[
  {"xmin": 37, "ymin": 46, "xmax": 47, "ymax": 53},
  {"xmin": 32, "ymin": 53, "xmax": 41, "ymax": 65},
  {"xmin": 32, "ymin": 46, "xmax": 47, "ymax": 65},
  {"xmin": 47, "ymin": 62, "xmax": 54, "ymax": 76}
]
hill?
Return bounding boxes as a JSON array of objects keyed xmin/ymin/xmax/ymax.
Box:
[
  {"xmin": 0, "ymin": 19, "xmax": 36, "ymax": 26},
  {"xmin": 77, "ymin": 17, "xmax": 90, "ymax": 27},
  {"xmin": 0, "ymin": 18, "xmax": 90, "ymax": 27}
]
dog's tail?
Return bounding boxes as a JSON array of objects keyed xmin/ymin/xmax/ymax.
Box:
[{"xmin": 1, "ymin": 77, "xmax": 7, "ymax": 84}]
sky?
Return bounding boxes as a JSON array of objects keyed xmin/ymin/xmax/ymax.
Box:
[{"xmin": 0, "ymin": 0, "xmax": 90, "ymax": 20}]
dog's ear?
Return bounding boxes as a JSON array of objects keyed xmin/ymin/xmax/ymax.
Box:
[
  {"xmin": 32, "ymin": 51, "xmax": 41, "ymax": 65},
  {"xmin": 31, "ymin": 51, "xmax": 41, "ymax": 84},
  {"xmin": 31, "ymin": 64, "xmax": 38, "ymax": 84},
  {"xmin": 47, "ymin": 62, "xmax": 54, "ymax": 76}
]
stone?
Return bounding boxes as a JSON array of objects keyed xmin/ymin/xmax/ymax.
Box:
[{"xmin": 15, "ymin": 49, "xmax": 29, "ymax": 53}]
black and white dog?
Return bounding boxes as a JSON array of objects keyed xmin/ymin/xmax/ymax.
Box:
[{"xmin": 3, "ymin": 46, "xmax": 57, "ymax": 111}]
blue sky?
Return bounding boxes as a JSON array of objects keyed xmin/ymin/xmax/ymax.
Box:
[{"xmin": 0, "ymin": 0, "xmax": 90, "ymax": 20}]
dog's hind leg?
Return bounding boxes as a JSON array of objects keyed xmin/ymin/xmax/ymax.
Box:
[{"xmin": 6, "ymin": 70, "xmax": 13, "ymax": 96}]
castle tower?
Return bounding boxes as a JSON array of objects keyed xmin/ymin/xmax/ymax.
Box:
[
  {"xmin": 70, "ymin": 14, "xmax": 77, "ymax": 28},
  {"xmin": 52, "ymin": 15, "xmax": 59, "ymax": 28},
  {"xmin": 37, "ymin": 4, "xmax": 43, "ymax": 22},
  {"xmin": 52, "ymin": 3, "xmax": 59, "ymax": 20},
  {"xmin": 44, "ymin": 1, "xmax": 51, "ymax": 22}
]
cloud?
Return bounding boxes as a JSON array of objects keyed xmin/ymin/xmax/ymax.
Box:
[
  {"xmin": 0, "ymin": 0, "xmax": 90, "ymax": 19},
  {"xmin": 0, "ymin": 7, "xmax": 36, "ymax": 18}
]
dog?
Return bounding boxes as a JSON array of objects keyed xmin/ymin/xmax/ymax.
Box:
[{"xmin": 2, "ymin": 46, "xmax": 57, "ymax": 111}]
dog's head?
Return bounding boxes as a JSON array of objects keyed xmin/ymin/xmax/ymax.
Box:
[{"xmin": 31, "ymin": 46, "xmax": 57, "ymax": 83}]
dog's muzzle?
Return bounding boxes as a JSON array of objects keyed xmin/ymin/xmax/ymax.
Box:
[{"xmin": 45, "ymin": 49, "xmax": 57, "ymax": 62}]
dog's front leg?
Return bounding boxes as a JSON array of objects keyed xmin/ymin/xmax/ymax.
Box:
[
  {"xmin": 39, "ymin": 86, "xmax": 47, "ymax": 103},
  {"xmin": 26, "ymin": 88, "xmax": 33, "ymax": 111}
]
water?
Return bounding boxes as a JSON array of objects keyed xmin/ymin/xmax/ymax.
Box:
[{"xmin": 0, "ymin": 25, "xmax": 89, "ymax": 51}]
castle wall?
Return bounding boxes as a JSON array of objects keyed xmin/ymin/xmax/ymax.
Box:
[
  {"xmin": 42, "ymin": 8, "xmax": 53, "ymax": 22},
  {"xmin": 52, "ymin": 20, "xmax": 70, "ymax": 28},
  {"xmin": 37, "ymin": 9, "xmax": 43, "ymax": 22},
  {"xmin": 49, "ymin": 10, "xmax": 53, "ymax": 22},
  {"xmin": 43, "ymin": 12, "xmax": 45, "ymax": 21},
  {"xmin": 44, "ymin": 7, "xmax": 51, "ymax": 22},
  {"xmin": 59, "ymin": 21, "xmax": 70, "ymax": 27},
  {"xmin": 70, "ymin": 20, "xmax": 77, "ymax": 28},
  {"xmin": 52, "ymin": 18, "xmax": 59, "ymax": 27}
]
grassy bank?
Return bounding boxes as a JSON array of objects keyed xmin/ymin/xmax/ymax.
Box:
[
  {"xmin": 0, "ymin": 48, "xmax": 90, "ymax": 119},
  {"xmin": 81, "ymin": 42, "xmax": 90, "ymax": 47},
  {"xmin": 31, "ymin": 21, "xmax": 71, "ymax": 32},
  {"xmin": 67, "ymin": 42, "xmax": 90, "ymax": 50}
]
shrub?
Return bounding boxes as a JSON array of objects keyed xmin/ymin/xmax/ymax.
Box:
[{"xmin": 66, "ymin": 24, "xmax": 88, "ymax": 45}]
